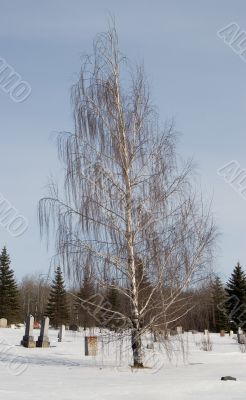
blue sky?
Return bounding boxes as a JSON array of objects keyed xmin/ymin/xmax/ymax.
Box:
[{"xmin": 1, "ymin": 0, "xmax": 246, "ymax": 281}]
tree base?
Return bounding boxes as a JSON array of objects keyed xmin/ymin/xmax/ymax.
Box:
[{"xmin": 132, "ymin": 362, "xmax": 144, "ymax": 369}]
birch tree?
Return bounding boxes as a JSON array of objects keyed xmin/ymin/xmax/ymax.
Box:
[{"xmin": 39, "ymin": 26, "xmax": 216, "ymax": 367}]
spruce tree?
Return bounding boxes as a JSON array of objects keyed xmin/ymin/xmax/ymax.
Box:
[
  {"xmin": 46, "ymin": 267, "xmax": 70, "ymax": 328},
  {"xmin": 225, "ymin": 262, "xmax": 246, "ymax": 329},
  {"xmin": 211, "ymin": 276, "xmax": 228, "ymax": 332},
  {"xmin": 106, "ymin": 280, "xmax": 121, "ymax": 330},
  {"xmin": 75, "ymin": 269, "xmax": 96, "ymax": 329},
  {"xmin": 0, "ymin": 246, "xmax": 20, "ymax": 323},
  {"xmin": 135, "ymin": 257, "xmax": 152, "ymax": 328}
]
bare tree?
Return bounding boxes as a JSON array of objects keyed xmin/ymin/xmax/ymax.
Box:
[
  {"xmin": 19, "ymin": 273, "xmax": 51, "ymax": 322},
  {"xmin": 39, "ymin": 26, "xmax": 216, "ymax": 367}
]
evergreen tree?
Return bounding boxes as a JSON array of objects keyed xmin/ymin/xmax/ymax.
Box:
[
  {"xmin": 135, "ymin": 257, "xmax": 152, "ymax": 328},
  {"xmin": 211, "ymin": 276, "xmax": 228, "ymax": 332},
  {"xmin": 0, "ymin": 246, "xmax": 20, "ymax": 323},
  {"xmin": 46, "ymin": 267, "xmax": 70, "ymax": 328},
  {"xmin": 225, "ymin": 262, "xmax": 246, "ymax": 329},
  {"xmin": 75, "ymin": 268, "xmax": 96, "ymax": 329},
  {"xmin": 106, "ymin": 280, "xmax": 121, "ymax": 330}
]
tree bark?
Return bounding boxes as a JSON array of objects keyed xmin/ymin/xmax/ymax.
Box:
[{"xmin": 131, "ymin": 325, "xmax": 143, "ymax": 367}]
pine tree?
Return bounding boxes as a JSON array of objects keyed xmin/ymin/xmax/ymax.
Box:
[
  {"xmin": 211, "ymin": 276, "xmax": 228, "ymax": 332},
  {"xmin": 0, "ymin": 246, "xmax": 20, "ymax": 323},
  {"xmin": 106, "ymin": 280, "xmax": 121, "ymax": 330},
  {"xmin": 226, "ymin": 262, "xmax": 246, "ymax": 329},
  {"xmin": 46, "ymin": 267, "xmax": 70, "ymax": 328},
  {"xmin": 135, "ymin": 257, "xmax": 152, "ymax": 328},
  {"xmin": 75, "ymin": 269, "xmax": 96, "ymax": 329}
]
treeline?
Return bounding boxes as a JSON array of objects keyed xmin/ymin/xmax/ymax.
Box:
[
  {"xmin": 182, "ymin": 262, "xmax": 246, "ymax": 332},
  {"xmin": 0, "ymin": 247, "xmax": 245, "ymax": 332}
]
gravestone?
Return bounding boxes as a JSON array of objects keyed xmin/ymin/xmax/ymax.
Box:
[
  {"xmin": 0, "ymin": 318, "xmax": 7, "ymax": 328},
  {"xmin": 85, "ymin": 336, "xmax": 98, "ymax": 356},
  {"xmin": 238, "ymin": 327, "xmax": 243, "ymax": 334},
  {"xmin": 204, "ymin": 329, "xmax": 209, "ymax": 335},
  {"xmin": 36, "ymin": 317, "xmax": 50, "ymax": 348},
  {"xmin": 165, "ymin": 329, "xmax": 171, "ymax": 339},
  {"xmin": 237, "ymin": 333, "xmax": 246, "ymax": 344},
  {"xmin": 220, "ymin": 330, "xmax": 225, "ymax": 337},
  {"xmin": 230, "ymin": 330, "xmax": 234, "ymax": 337},
  {"xmin": 146, "ymin": 343, "xmax": 154, "ymax": 349},
  {"xmin": 58, "ymin": 325, "xmax": 65, "ymax": 342},
  {"xmin": 21, "ymin": 315, "xmax": 36, "ymax": 348},
  {"xmin": 153, "ymin": 331, "xmax": 158, "ymax": 342},
  {"xmin": 176, "ymin": 326, "xmax": 182, "ymax": 335}
]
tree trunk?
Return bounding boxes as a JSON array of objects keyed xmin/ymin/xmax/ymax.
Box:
[
  {"xmin": 119, "ymin": 79, "xmax": 144, "ymax": 367},
  {"xmin": 131, "ymin": 323, "xmax": 143, "ymax": 367}
]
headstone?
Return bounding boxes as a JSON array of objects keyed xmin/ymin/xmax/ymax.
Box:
[
  {"xmin": 176, "ymin": 326, "xmax": 182, "ymax": 334},
  {"xmin": 230, "ymin": 330, "xmax": 234, "ymax": 337},
  {"xmin": 146, "ymin": 343, "xmax": 154, "ymax": 350},
  {"xmin": 220, "ymin": 330, "xmax": 225, "ymax": 337},
  {"xmin": 58, "ymin": 325, "xmax": 65, "ymax": 342},
  {"xmin": 69, "ymin": 324, "xmax": 79, "ymax": 331},
  {"xmin": 238, "ymin": 327, "xmax": 243, "ymax": 334},
  {"xmin": 36, "ymin": 317, "xmax": 50, "ymax": 348},
  {"xmin": 204, "ymin": 329, "xmax": 209, "ymax": 335},
  {"xmin": 21, "ymin": 315, "xmax": 36, "ymax": 348},
  {"xmin": 165, "ymin": 329, "xmax": 171, "ymax": 339},
  {"xmin": 0, "ymin": 318, "xmax": 7, "ymax": 328},
  {"xmin": 237, "ymin": 333, "xmax": 246, "ymax": 344},
  {"xmin": 85, "ymin": 336, "xmax": 98, "ymax": 356}
]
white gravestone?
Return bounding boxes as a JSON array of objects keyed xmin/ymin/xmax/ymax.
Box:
[
  {"xmin": 58, "ymin": 325, "xmax": 66, "ymax": 342},
  {"xmin": 36, "ymin": 317, "xmax": 50, "ymax": 348},
  {"xmin": 0, "ymin": 318, "xmax": 7, "ymax": 328},
  {"xmin": 176, "ymin": 326, "xmax": 182, "ymax": 334}
]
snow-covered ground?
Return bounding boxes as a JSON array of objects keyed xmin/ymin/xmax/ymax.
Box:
[{"xmin": 0, "ymin": 327, "xmax": 245, "ymax": 399}]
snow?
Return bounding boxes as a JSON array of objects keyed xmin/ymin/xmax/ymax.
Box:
[{"xmin": 0, "ymin": 328, "xmax": 245, "ymax": 399}]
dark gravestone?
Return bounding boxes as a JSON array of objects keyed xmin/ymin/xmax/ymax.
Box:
[{"xmin": 21, "ymin": 315, "xmax": 36, "ymax": 348}]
